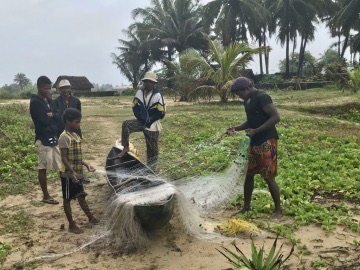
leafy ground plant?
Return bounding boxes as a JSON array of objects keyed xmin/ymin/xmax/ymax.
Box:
[
  {"xmin": 217, "ymin": 236, "xmax": 294, "ymax": 270},
  {"xmin": 0, "ymin": 242, "xmax": 11, "ymax": 266}
]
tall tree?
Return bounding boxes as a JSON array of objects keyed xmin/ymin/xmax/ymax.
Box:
[
  {"xmin": 180, "ymin": 39, "xmax": 262, "ymax": 102},
  {"xmin": 111, "ymin": 53, "xmax": 148, "ymax": 90},
  {"xmin": 266, "ymin": 0, "xmax": 316, "ymax": 77},
  {"xmin": 202, "ymin": 0, "xmax": 270, "ymax": 47},
  {"xmin": 296, "ymin": 0, "xmax": 318, "ymax": 76},
  {"xmin": 249, "ymin": 0, "xmax": 272, "ymax": 75},
  {"xmin": 112, "ymin": 27, "xmax": 160, "ymax": 89},
  {"xmin": 331, "ymin": 0, "xmax": 360, "ymax": 59},
  {"xmin": 131, "ymin": 0, "xmax": 207, "ymax": 62},
  {"xmin": 13, "ymin": 73, "xmax": 30, "ymax": 90}
]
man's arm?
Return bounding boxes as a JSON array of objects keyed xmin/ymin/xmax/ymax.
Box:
[
  {"xmin": 251, "ymin": 103, "xmax": 280, "ymax": 135},
  {"xmin": 30, "ymin": 99, "xmax": 55, "ymax": 126}
]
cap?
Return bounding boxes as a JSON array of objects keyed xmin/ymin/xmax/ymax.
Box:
[
  {"xmin": 59, "ymin": 79, "xmax": 71, "ymax": 88},
  {"xmin": 231, "ymin": 77, "xmax": 250, "ymax": 92},
  {"xmin": 141, "ymin": 71, "xmax": 158, "ymax": 83}
]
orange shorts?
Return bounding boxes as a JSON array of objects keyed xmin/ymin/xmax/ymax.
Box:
[{"xmin": 246, "ymin": 139, "xmax": 277, "ymax": 179}]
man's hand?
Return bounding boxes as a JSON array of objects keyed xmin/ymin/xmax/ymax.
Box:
[
  {"xmin": 47, "ymin": 112, "xmax": 53, "ymax": 117},
  {"xmin": 71, "ymin": 171, "xmax": 78, "ymax": 183},
  {"xmin": 226, "ymin": 127, "xmax": 235, "ymax": 135}
]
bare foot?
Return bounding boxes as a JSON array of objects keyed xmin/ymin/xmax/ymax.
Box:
[
  {"xmin": 230, "ymin": 207, "xmax": 250, "ymax": 217},
  {"xmin": 41, "ymin": 197, "xmax": 59, "ymax": 205},
  {"xmin": 68, "ymin": 225, "xmax": 83, "ymax": 234},
  {"xmin": 117, "ymin": 146, "xmax": 130, "ymax": 158},
  {"xmin": 270, "ymin": 209, "xmax": 283, "ymax": 219}
]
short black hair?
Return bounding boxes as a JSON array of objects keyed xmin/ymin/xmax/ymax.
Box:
[
  {"xmin": 37, "ymin": 76, "xmax": 52, "ymax": 87},
  {"xmin": 62, "ymin": 108, "xmax": 82, "ymax": 123}
]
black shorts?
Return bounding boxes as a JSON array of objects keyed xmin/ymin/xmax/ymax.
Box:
[{"xmin": 61, "ymin": 177, "xmax": 87, "ymax": 200}]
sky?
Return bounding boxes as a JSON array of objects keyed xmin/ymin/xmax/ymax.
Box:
[{"xmin": 0, "ymin": 0, "xmax": 349, "ymax": 87}]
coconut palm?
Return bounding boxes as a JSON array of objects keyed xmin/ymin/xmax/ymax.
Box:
[
  {"xmin": 13, "ymin": 73, "xmax": 31, "ymax": 90},
  {"xmin": 266, "ymin": 0, "xmax": 317, "ymax": 77},
  {"xmin": 112, "ymin": 27, "xmax": 160, "ymax": 89},
  {"xmin": 180, "ymin": 39, "xmax": 263, "ymax": 102},
  {"xmin": 296, "ymin": 0, "xmax": 318, "ymax": 76},
  {"xmin": 331, "ymin": 0, "xmax": 360, "ymax": 58},
  {"xmin": 202, "ymin": 0, "xmax": 270, "ymax": 47},
  {"xmin": 250, "ymin": 0, "xmax": 273, "ymax": 75},
  {"xmin": 131, "ymin": 0, "xmax": 207, "ymax": 62},
  {"xmin": 111, "ymin": 54, "xmax": 146, "ymax": 90}
]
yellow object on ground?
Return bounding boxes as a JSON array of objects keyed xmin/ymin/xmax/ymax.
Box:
[
  {"xmin": 217, "ymin": 218, "xmax": 261, "ymax": 237},
  {"xmin": 128, "ymin": 143, "xmax": 140, "ymax": 159}
]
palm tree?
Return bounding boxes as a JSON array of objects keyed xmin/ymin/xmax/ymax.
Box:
[
  {"xmin": 266, "ymin": 0, "xmax": 317, "ymax": 77},
  {"xmin": 131, "ymin": 0, "xmax": 207, "ymax": 62},
  {"xmin": 111, "ymin": 53, "xmax": 148, "ymax": 90},
  {"xmin": 111, "ymin": 29, "xmax": 155, "ymax": 90},
  {"xmin": 13, "ymin": 73, "xmax": 30, "ymax": 90},
  {"xmin": 296, "ymin": 0, "xmax": 318, "ymax": 76},
  {"xmin": 202, "ymin": 0, "xmax": 270, "ymax": 47},
  {"xmin": 331, "ymin": 0, "xmax": 360, "ymax": 58},
  {"xmin": 180, "ymin": 39, "xmax": 263, "ymax": 102},
  {"xmin": 249, "ymin": 0, "xmax": 272, "ymax": 75}
]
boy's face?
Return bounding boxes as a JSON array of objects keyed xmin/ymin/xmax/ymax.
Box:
[
  {"xmin": 68, "ymin": 118, "xmax": 81, "ymax": 131},
  {"xmin": 38, "ymin": 83, "xmax": 52, "ymax": 98}
]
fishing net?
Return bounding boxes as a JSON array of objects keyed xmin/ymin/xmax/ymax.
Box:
[
  {"xmin": 95, "ymin": 134, "xmax": 250, "ymax": 251},
  {"xmin": 94, "ymin": 148, "xmax": 178, "ymax": 251},
  {"xmin": 176, "ymin": 134, "xmax": 249, "ymax": 212}
]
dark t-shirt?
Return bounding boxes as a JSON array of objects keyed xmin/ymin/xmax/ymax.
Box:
[{"xmin": 244, "ymin": 90, "xmax": 279, "ymax": 146}]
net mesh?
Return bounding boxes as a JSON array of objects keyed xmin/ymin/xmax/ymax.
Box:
[{"xmin": 95, "ymin": 134, "xmax": 250, "ymax": 251}]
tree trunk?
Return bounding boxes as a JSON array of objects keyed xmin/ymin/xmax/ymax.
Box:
[
  {"xmin": 341, "ymin": 35, "xmax": 349, "ymax": 58},
  {"xmin": 258, "ymin": 38, "xmax": 264, "ymax": 75},
  {"xmin": 219, "ymin": 86, "xmax": 228, "ymax": 103},
  {"xmin": 285, "ymin": 30, "xmax": 290, "ymax": 78},
  {"xmin": 264, "ymin": 32, "xmax": 269, "ymax": 74},
  {"xmin": 297, "ymin": 35, "xmax": 308, "ymax": 77}
]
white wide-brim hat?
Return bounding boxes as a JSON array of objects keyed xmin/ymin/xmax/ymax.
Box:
[
  {"xmin": 59, "ymin": 79, "xmax": 71, "ymax": 88},
  {"xmin": 141, "ymin": 71, "xmax": 158, "ymax": 83}
]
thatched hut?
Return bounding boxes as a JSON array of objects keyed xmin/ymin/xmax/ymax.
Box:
[{"xmin": 53, "ymin": 76, "xmax": 94, "ymax": 96}]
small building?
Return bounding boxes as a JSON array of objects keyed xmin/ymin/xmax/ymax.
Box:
[{"xmin": 53, "ymin": 76, "xmax": 94, "ymax": 96}]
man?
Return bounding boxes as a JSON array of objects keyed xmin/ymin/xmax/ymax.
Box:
[
  {"xmin": 53, "ymin": 79, "xmax": 82, "ymax": 138},
  {"xmin": 30, "ymin": 76, "xmax": 61, "ymax": 204},
  {"xmin": 118, "ymin": 71, "xmax": 165, "ymax": 171},
  {"xmin": 226, "ymin": 76, "xmax": 282, "ymax": 218}
]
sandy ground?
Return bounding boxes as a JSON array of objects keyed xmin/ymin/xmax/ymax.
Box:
[
  {"xmin": 1, "ymin": 98, "xmax": 359, "ymax": 269},
  {"xmin": 1, "ymin": 168, "xmax": 359, "ymax": 270}
]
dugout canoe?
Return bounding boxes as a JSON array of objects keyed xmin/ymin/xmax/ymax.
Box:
[{"xmin": 105, "ymin": 146, "xmax": 175, "ymax": 231}]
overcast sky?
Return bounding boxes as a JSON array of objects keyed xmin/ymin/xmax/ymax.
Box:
[{"xmin": 0, "ymin": 0, "xmax": 347, "ymax": 87}]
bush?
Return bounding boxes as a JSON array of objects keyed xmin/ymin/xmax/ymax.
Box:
[
  {"xmin": 121, "ymin": 89, "xmax": 136, "ymax": 96},
  {"xmin": 258, "ymin": 75, "xmax": 286, "ymax": 84},
  {"xmin": 0, "ymin": 90, "xmax": 15, "ymax": 99},
  {"xmin": 349, "ymin": 68, "xmax": 360, "ymax": 93},
  {"xmin": 324, "ymin": 60, "xmax": 349, "ymax": 88}
]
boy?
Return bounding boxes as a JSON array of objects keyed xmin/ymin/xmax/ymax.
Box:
[
  {"xmin": 226, "ymin": 76, "xmax": 282, "ymax": 218},
  {"xmin": 30, "ymin": 75, "xmax": 61, "ymax": 204},
  {"xmin": 58, "ymin": 108, "xmax": 98, "ymax": 234}
]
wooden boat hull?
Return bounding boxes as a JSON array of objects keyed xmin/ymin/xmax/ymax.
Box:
[{"xmin": 105, "ymin": 146, "xmax": 174, "ymax": 231}]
